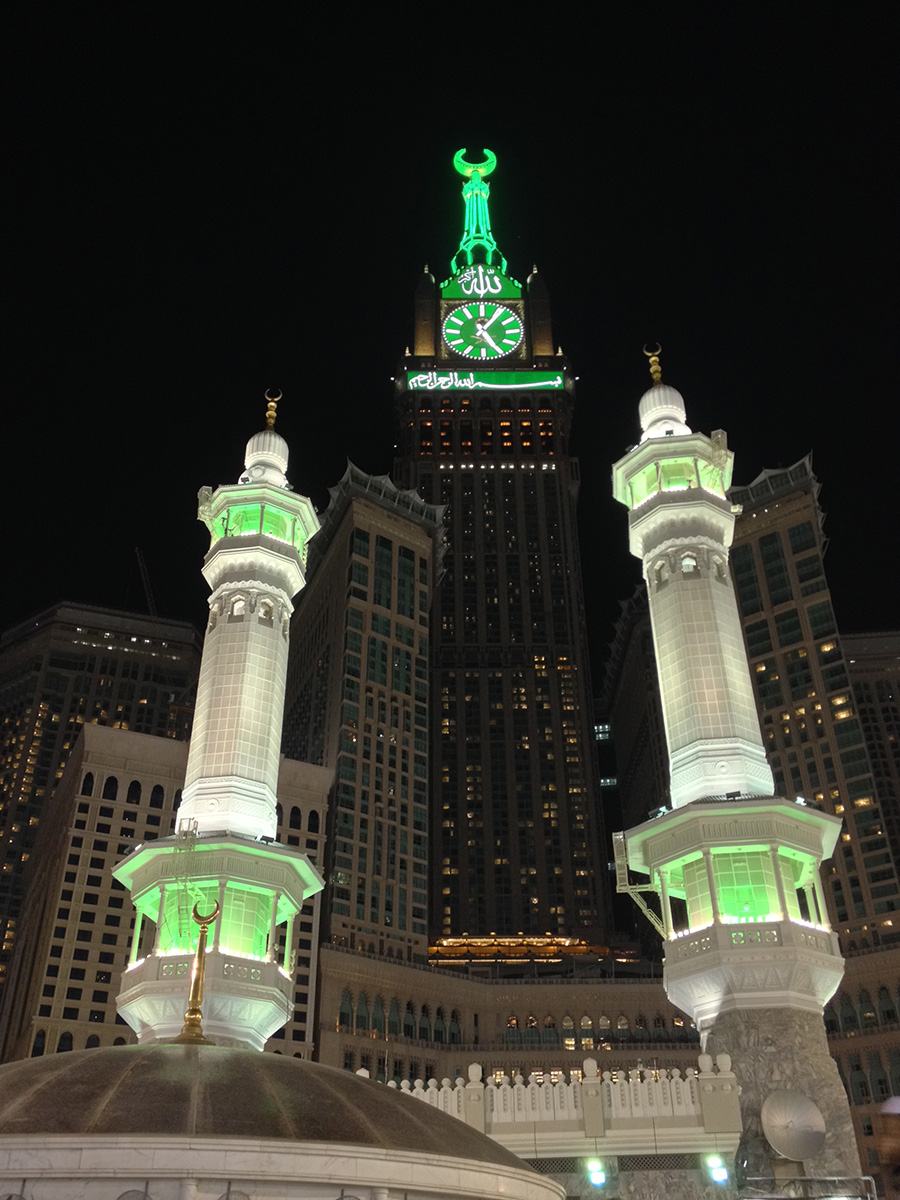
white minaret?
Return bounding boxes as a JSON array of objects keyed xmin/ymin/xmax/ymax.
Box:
[
  {"xmin": 613, "ymin": 350, "xmax": 773, "ymax": 808},
  {"xmin": 113, "ymin": 393, "xmax": 325, "ymax": 1050},
  {"xmin": 612, "ymin": 352, "xmax": 860, "ymax": 1184}
]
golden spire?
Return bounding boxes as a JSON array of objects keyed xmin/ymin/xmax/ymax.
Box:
[
  {"xmin": 264, "ymin": 388, "xmax": 281, "ymax": 429},
  {"xmin": 171, "ymin": 900, "xmax": 220, "ymax": 1044},
  {"xmin": 643, "ymin": 343, "xmax": 663, "ymax": 386}
]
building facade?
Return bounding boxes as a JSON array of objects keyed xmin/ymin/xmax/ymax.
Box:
[
  {"xmin": 283, "ymin": 463, "xmax": 444, "ymax": 965},
  {"xmin": 392, "ymin": 150, "xmax": 606, "ymax": 944},
  {"xmin": 0, "ymin": 603, "xmax": 200, "ymax": 1002},
  {"xmin": 730, "ymin": 459, "xmax": 900, "ymax": 951}
]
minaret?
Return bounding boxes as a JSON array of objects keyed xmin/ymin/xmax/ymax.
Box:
[
  {"xmin": 612, "ymin": 353, "xmax": 860, "ymax": 1182},
  {"xmin": 113, "ymin": 393, "xmax": 325, "ymax": 1050}
]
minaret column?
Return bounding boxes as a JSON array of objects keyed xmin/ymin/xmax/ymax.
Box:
[
  {"xmin": 113, "ymin": 395, "xmax": 326, "ymax": 1052},
  {"xmin": 613, "ymin": 353, "xmax": 860, "ymax": 1182}
]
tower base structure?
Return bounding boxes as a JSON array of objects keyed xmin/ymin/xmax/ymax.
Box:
[
  {"xmin": 620, "ymin": 795, "xmax": 862, "ymax": 1181},
  {"xmin": 707, "ymin": 1006, "xmax": 861, "ymax": 1183}
]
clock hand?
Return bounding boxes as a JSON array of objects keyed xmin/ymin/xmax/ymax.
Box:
[
  {"xmin": 482, "ymin": 307, "xmax": 503, "ymax": 330},
  {"xmin": 479, "ymin": 328, "xmax": 503, "ymax": 354}
]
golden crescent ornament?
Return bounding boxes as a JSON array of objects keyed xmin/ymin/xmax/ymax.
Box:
[
  {"xmin": 643, "ymin": 343, "xmax": 662, "ymax": 358},
  {"xmin": 264, "ymin": 388, "xmax": 282, "ymax": 403},
  {"xmin": 192, "ymin": 900, "xmax": 220, "ymax": 926}
]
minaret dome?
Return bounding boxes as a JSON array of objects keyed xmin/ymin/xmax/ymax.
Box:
[
  {"xmin": 242, "ymin": 427, "xmax": 289, "ymax": 487},
  {"xmin": 639, "ymin": 381, "xmax": 692, "ymax": 441}
]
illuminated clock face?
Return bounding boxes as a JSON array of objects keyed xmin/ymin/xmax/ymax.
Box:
[{"xmin": 442, "ymin": 302, "xmax": 524, "ymax": 360}]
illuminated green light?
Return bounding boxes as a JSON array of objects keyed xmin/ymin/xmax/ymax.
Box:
[
  {"xmin": 208, "ymin": 501, "xmax": 306, "ymax": 557},
  {"xmin": 452, "ymin": 148, "xmax": 507, "ymax": 276},
  {"xmin": 405, "ymin": 369, "xmax": 566, "ymax": 393},
  {"xmin": 442, "ymin": 266, "xmax": 521, "ymax": 299}
]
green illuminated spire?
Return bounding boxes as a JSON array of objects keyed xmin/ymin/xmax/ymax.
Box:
[{"xmin": 452, "ymin": 148, "xmax": 507, "ymax": 275}]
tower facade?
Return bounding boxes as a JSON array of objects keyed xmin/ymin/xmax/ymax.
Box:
[
  {"xmin": 283, "ymin": 463, "xmax": 444, "ymax": 964},
  {"xmin": 112, "ymin": 402, "xmax": 325, "ymax": 1050},
  {"xmin": 393, "ymin": 150, "xmax": 605, "ymax": 942},
  {"xmin": 613, "ymin": 358, "xmax": 860, "ymax": 1181}
]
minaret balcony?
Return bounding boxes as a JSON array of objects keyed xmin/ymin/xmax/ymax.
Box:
[
  {"xmin": 118, "ymin": 946, "xmax": 293, "ymax": 1050},
  {"xmin": 664, "ymin": 914, "xmax": 844, "ymax": 1031}
]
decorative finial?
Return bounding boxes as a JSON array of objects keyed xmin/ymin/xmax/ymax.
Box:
[
  {"xmin": 264, "ymin": 389, "xmax": 281, "ymax": 429},
  {"xmin": 171, "ymin": 900, "xmax": 220, "ymax": 1044},
  {"xmin": 643, "ymin": 343, "xmax": 663, "ymax": 386},
  {"xmin": 453, "ymin": 148, "xmax": 497, "ymax": 179}
]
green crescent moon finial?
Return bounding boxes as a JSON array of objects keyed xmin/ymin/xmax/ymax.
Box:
[{"xmin": 453, "ymin": 148, "xmax": 497, "ymax": 179}]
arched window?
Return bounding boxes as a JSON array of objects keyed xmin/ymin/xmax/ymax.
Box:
[
  {"xmin": 404, "ymin": 1002, "xmax": 416, "ymax": 1038},
  {"xmin": 259, "ymin": 600, "xmax": 274, "ymax": 622},
  {"xmin": 616, "ymin": 1015, "xmax": 630, "ymax": 1039},
  {"xmin": 57, "ymin": 1031, "xmax": 73, "ymax": 1053},
  {"xmin": 860, "ymin": 990, "xmax": 878, "ymax": 1027},
  {"xmin": 308, "ymin": 810, "xmax": 320, "ymax": 834},
  {"xmin": 562, "ymin": 1016, "xmax": 575, "ymax": 1050},
  {"xmin": 290, "ymin": 806, "xmax": 302, "ymax": 830},
  {"xmin": 652, "ymin": 1015, "xmax": 667, "ymax": 1040},
  {"xmin": 681, "ymin": 554, "xmax": 697, "ymax": 574},
  {"xmin": 580, "ymin": 1016, "xmax": 594, "ymax": 1050},
  {"xmin": 542, "ymin": 1015, "xmax": 558, "ymax": 1044},
  {"xmin": 126, "ymin": 779, "xmax": 142, "ymax": 805},
  {"xmin": 173, "ymin": 789, "xmax": 182, "ymax": 812},
  {"xmin": 276, "ymin": 803, "xmax": 283, "ymax": 827},
  {"xmin": 355, "ymin": 992, "xmax": 369, "ymax": 1032},
  {"xmin": 890, "ymin": 1048, "xmax": 900, "ymax": 1096},
  {"xmin": 878, "ymin": 986, "xmax": 896, "ymax": 1025},
  {"xmin": 433, "ymin": 1007, "xmax": 446, "ymax": 1044},
  {"xmin": 525, "ymin": 1015, "xmax": 540, "ymax": 1044},
  {"xmin": 81, "ymin": 772, "xmax": 94, "ymax": 796},
  {"xmin": 449, "ymin": 1010, "xmax": 461, "ymax": 1045},
  {"xmin": 418, "ymin": 1005, "xmax": 431, "ymax": 1041},
  {"xmin": 869, "ymin": 1051, "xmax": 890, "ymax": 1099},
  {"xmin": 86, "ymin": 1034, "xmax": 100, "ymax": 1048},
  {"xmin": 114, "ymin": 1037, "xmax": 127, "ymax": 1045},
  {"xmin": 388, "ymin": 999, "xmax": 400, "ymax": 1036},
  {"xmin": 373, "ymin": 996, "xmax": 385, "ymax": 1036},
  {"xmin": 231, "ymin": 597, "xmax": 246, "ymax": 617},
  {"xmin": 848, "ymin": 1056, "xmax": 870, "ymax": 1104},
  {"xmin": 840, "ymin": 994, "xmax": 860, "ymax": 1033},
  {"xmin": 338, "ymin": 989, "xmax": 353, "ymax": 1031},
  {"xmin": 102, "ymin": 776, "xmax": 119, "ymax": 801},
  {"xmin": 149, "ymin": 784, "xmax": 165, "ymax": 809},
  {"xmin": 824, "ymin": 1003, "xmax": 839, "ymax": 1035},
  {"xmin": 31, "ymin": 1029, "xmax": 45, "ymax": 1057}
]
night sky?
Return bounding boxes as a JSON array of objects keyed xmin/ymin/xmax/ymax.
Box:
[{"xmin": 6, "ymin": 8, "xmax": 897, "ymax": 682}]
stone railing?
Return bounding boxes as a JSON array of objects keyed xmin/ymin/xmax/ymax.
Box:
[{"xmin": 383, "ymin": 1053, "xmax": 743, "ymax": 1156}]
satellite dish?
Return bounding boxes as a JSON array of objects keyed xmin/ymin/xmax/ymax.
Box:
[{"xmin": 761, "ymin": 1089, "xmax": 826, "ymax": 1161}]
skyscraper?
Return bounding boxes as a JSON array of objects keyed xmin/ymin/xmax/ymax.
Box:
[
  {"xmin": 392, "ymin": 150, "xmax": 606, "ymax": 943},
  {"xmin": 730, "ymin": 461, "xmax": 900, "ymax": 950},
  {"xmin": 282, "ymin": 463, "xmax": 444, "ymax": 964},
  {"xmin": 0, "ymin": 603, "xmax": 201, "ymax": 1002}
]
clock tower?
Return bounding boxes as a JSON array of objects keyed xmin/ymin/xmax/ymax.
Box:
[{"xmin": 395, "ymin": 150, "xmax": 607, "ymax": 945}]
